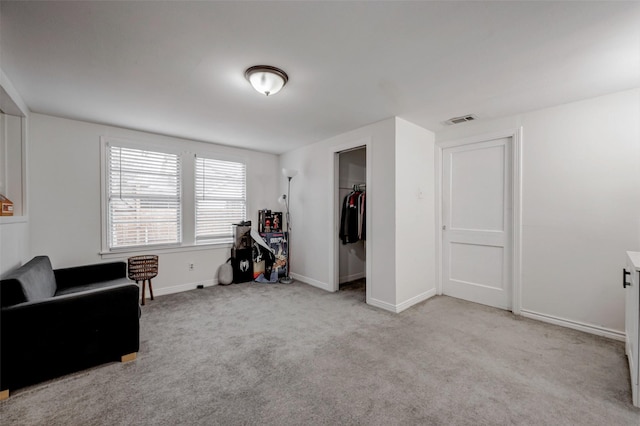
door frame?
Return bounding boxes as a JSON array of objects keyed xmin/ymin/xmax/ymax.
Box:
[
  {"xmin": 328, "ymin": 137, "xmax": 372, "ymax": 302},
  {"xmin": 435, "ymin": 128, "xmax": 523, "ymax": 314}
]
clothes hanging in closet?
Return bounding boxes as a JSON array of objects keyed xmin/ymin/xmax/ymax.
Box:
[{"xmin": 340, "ymin": 188, "xmax": 366, "ymax": 244}]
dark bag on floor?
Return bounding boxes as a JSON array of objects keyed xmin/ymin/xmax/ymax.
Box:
[{"xmin": 231, "ymin": 248, "xmax": 253, "ymax": 283}]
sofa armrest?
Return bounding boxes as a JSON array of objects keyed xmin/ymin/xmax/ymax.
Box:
[
  {"xmin": 1, "ymin": 283, "xmax": 140, "ymax": 335},
  {"xmin": 54, "ymin": 261, "xmax": 127, "ymax": 291}
]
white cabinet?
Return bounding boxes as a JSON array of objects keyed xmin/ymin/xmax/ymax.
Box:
[{"xmin": 625, "ymin": 251, "xmax": 640, "ymax": 407}]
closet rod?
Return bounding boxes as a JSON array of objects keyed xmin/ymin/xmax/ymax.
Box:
[{"xmin": 339, "ymin": 184, "xmax": 367, "ymax": 190}]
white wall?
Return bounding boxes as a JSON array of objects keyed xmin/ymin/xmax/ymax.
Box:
[
  {"xmin": 280, "ymin": 118, "xmax": 398, "ymax": 307},
  {"xmin": 0, "ymin": 68, "xmax": 30, "ymax": 276},
  {"xmin": 436, "ymin": 89, "xmax": 640, "ymax": 335},
  {"xmin": 0, "ymin": 219, "xmax": 29, "ymax": 276},
  {"xmin": 280, "ymin": 117, "xmax": 438, "ymax": 312},
  {"xmin": 24, "ymin": 87, "xmax": 638, "ymax": 335},
  {"xmin": 395, "ymin": 118, "xmax": 436, "ymax": 308},
  {"xmin": 0, "ymin": 113, "xmax": 6, "ymax": 197},
  {"xmin": 0, "ymin": 114, "xmax": 28, "ymax": 276},
  {"xmin": 28, "ymin": 113, "xmax": 280, "ymax": 295},
  {"xmin": 338, "ymin": 148, "xmax": 366, "ymax": 283}
]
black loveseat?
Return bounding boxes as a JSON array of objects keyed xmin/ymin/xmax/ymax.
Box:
[{"xmin": 0, "ymin": 256, "xmax": 140, "ymax": 399}]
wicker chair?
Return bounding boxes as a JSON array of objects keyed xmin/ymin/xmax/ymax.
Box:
[{"xmin": 127, "ymin": 255, "xmax": 158, "ymax": 306}]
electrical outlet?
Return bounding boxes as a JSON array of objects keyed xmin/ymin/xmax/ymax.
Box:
[{"xmin": 189, "ymin": 262, "xmax": 195, "ymax": 271}]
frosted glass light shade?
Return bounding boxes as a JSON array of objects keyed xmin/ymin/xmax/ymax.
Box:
[
  {"xmin": 245, "ymin": 66, "xmax": 288, "ymax": 96},
  {"xmin": 282, "ymin": 168, "xmax": 298, "ymax": 178}
]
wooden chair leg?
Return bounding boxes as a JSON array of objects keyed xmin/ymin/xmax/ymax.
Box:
[
  {"xmin": 121, "ymin": 353, "xmax": 137, "ymax": 363},
  {"xmin": 140, "ymin": 280, "xmax": 146, "ymax": 306},
  {"xmin": 0, "ymin": 389, "xmax": 9, "ymax": 401},
  {"xmin": 148, "ymin": 279, "xmax": 154, "ymax": 300}
]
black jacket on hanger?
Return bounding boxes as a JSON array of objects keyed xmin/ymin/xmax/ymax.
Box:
[{"xmin": 340, "ymin": 190, "xmax": 363, "ymax": 244}]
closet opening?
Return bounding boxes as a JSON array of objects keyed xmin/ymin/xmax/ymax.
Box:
[{"xmin": 337, "ymin": 146, "xmax": 367, "ymax": 301}]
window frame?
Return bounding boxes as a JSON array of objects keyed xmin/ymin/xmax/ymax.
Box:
[
  {"xmin": 100, "ymin": 137, "xmax": 250, "ymax": 257},
  {"xmin": 101, "ymin": 137, "xmax": 183, "ymax": 253},
  {"xmin": 194, "ymin": 154, "xmax": 247, "ymax": 245}
]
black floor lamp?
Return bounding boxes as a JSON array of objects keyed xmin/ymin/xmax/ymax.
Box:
[{"xmin": 278, "ymin": 168, "xmax": 297, "ymax": 284}]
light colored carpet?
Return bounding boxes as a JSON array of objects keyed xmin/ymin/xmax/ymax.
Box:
[{"xmin": 1, "ymin": 281, "xmax": 639, "ymax": 425}]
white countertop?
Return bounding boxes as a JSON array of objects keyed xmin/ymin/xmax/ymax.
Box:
[{"xmin": 628, "ymin": 251, "xmax": 640, "ymax": 271}]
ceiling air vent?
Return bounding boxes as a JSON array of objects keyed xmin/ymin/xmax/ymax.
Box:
[{"xmin": 444, "ymin": 114, "xmax": 477, "ymax": 125}]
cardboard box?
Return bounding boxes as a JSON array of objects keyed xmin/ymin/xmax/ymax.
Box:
[
  {"xmin": 258, "ymin": 209, "xmax": 270, "ymax": 232},
  {"xmin": 0, "ymin": 195, "xmax": 13, "ymax": 216},
  {"xmin": 258, "ymin": 210, "xmax": 282, "ymax": 233},
  {"xmin": 233, "ymin": 221, "xmax": 252, "ymax": 249},
  {"xmin": 270, "ymin": 212, "xmax": 283, "ymax": 232}
]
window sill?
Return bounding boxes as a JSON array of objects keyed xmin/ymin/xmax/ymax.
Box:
[{"xmin": 100, "ymin": 242, "xmax": 233, "ymax": 260}]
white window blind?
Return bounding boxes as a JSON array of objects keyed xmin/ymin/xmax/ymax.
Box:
[
  {"xmin": 107, "ymin": 145, "xmax": 181, "ymax": 249},
  {"xmin": 195, "ymin": 156, "xmax": 246, "ymax": 244}
]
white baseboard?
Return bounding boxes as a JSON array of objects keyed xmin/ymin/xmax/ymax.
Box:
[
  {"xmin": 148, "ymin": 278, "xmax": 216, "ymax": 298},
  {"xmin": 290, "ymin": 273, "xmax": 333, "ymax": 292},
  {"xmin": 368, "ymin": 288, "xmax": 437, "ymax": 313},
  {"xmin": 367, "ymin": 297, "xmax": 397, "ymax": 313},
  {"xmin": 339, "ymin": 272, "xmax": 365, "ymax": 284},
  {"xmin": 395, "ymin": 288, "xmax": 437, "ymax": 313},
  {"xmin": 520, "ymin": 309, "xmax": 625, "ymax": 342}
]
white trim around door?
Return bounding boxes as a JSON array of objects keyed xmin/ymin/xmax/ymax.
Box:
[
  {"xmin": 328, "ymin": 137, "xmax": 372, "ymax": 305},
  {"xmin": 435, "ymin": 128, "xmax": 523, "ymax": 314}
]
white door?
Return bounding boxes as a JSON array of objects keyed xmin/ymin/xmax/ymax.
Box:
[
  {"xmin": 625, "ymin": 255, "xmax": 640, "ymax": 406},
  {"xmin": 442, "ymin": 137, "xmax": 512, "ymax": 310}
]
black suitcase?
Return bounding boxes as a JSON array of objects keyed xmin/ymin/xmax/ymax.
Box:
[{"xmin": 231, "ymin": 247, "xmax": 253, "ymax": 283}]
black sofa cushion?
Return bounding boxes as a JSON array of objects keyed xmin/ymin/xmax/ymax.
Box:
[
  {"xmin": 55, "ymin": 277, "xmax": 132, "ymax": 296},
  {"xmin": 54, "ymin": 261, "xmax": 128, "ymax": 292}
]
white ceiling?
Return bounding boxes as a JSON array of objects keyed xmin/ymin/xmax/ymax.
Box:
[{"xmin": 1, "ymin": 1, "xmax": 639, "ymax": 154}]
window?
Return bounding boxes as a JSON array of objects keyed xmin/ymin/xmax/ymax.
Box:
[
  {"xmin": 107, "ymin": 144, "xmax": 181, "ymax": 249},
  {"xmin": 102, "ymin": 137, "xmax": 249, "ymax": 254},
  {"xmin": 195, "ymin": 156, "xmax": 246, "ymax": 244}
]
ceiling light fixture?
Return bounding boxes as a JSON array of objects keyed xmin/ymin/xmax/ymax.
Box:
[{"xmin": 245, "ymin": 65, "xmax": 288, "ymax": 96}]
